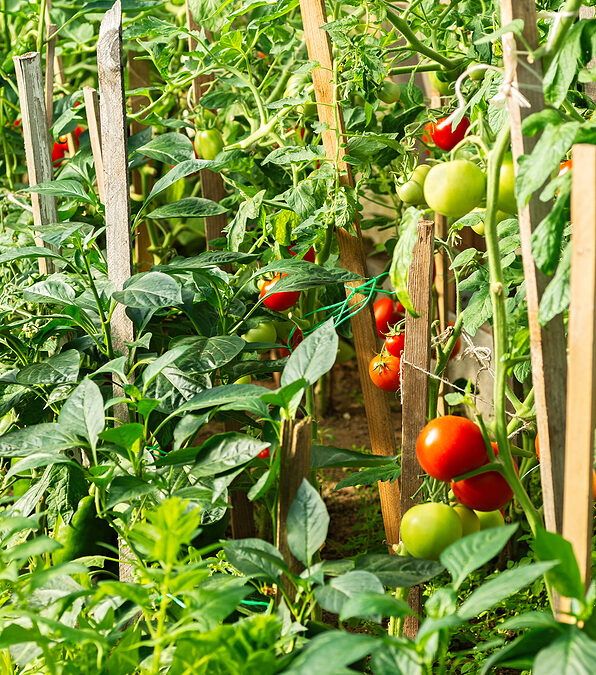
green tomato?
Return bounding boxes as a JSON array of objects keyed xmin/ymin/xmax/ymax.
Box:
[
  {"xmin": 411, "ymin": 164, "xmax": 431, "ymax": 186},
  {"xmin": 470, "ymin": 208, "xmax": 508, "ymax": 236},
  {"xmin": 242, "ymin": 321, "xmax": 277, "ymax": 344},
  {"xmin": 378, "ymin": 80, "xmax": 401, "ymax": 104},
  {"xmin": 453, "ymin": 504, "xmax": 481, "ymax": 536},
  {"xmin": 469, "ymin": 62, "xmax": 486, "ymax": 82},
  {"xmin": 424, "ymin": 160, "xmax": 486, "ymax": 219},
  {"xmin": 428, "ymin": 71, "xmax": 455, "ymax": 97},
  {"xmin": 398, "ymin": 180, "xmax": 424, "ymax": 205},
  {"xmin": 400, "ymin": 502, "xmax": 462, "ymax": 561},
  {"xmin": 497, "ymin": 155, "xmax": 517, "ymax": 214},
  {"xmin": 475, "ymin": 509, "xmax": 505, "ymax": 530},
  {"xmin": 284, "ymin": 72, "xmax": 313, "ymax": 99},
  {"xmin": 194, "ymin": 129, "xmax": 224, "ymax": 160},
  {"xmin": 336, "ymin": 339, "xmax": 355, "ymax": 363}
]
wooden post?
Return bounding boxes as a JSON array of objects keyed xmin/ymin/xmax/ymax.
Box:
[
  {"xmin": 400, "ymin": 219, "xmax": 434, "ymax": 636},
  {"xmin": 128, "ymin": 51, "xmax": 154, "ymax": 271},
  {"xmin": 562, "ymin": 144, "xmax": 596, "ymax": 586},
  {"xmin": 299, "ymin": 0, "xmax": 401, "ymax": 546},
  {"xmin": 185, "ymin": 1, "xmax": 228, "ymax": 249},
  {"xmin": 276, "ymin": 417, "xmax": 312, "ymax": 598},
  {"xmin": 44, "ymin": 21, "xmax": 56, "ymax": 129},
  {"xmin": 82, "ymin": 87, "xmax": 105, "ymax": 203},
  {"xmin": 500, "ymin": 0, "xmax": 567, "ymax": 534},
  {"xmin": 13, "ymin": 53, "xmax": 57, "ymax": 275}
]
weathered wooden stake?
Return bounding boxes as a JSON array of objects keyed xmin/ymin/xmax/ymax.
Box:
[
  {"xmin": 500, "ymin": 0, "xmax": 567, "ymax": 534},
  {"xmin": 82, "ymin": 86, "xmax": 105, "ymax": 203},
  {"xmin": 44, "ymin": 21, "xmax": 56, "ymax": 129},
  {"xmin": 562, "ymin": 144, "xmax": 596, "ymax": 587},
  {"xmin": 276, "ymin": 417, "xmax": 312, "ymax": 599},
  {"xmin": 299, "ymin": 0, "xmax": 401, "ymax": 546},
  {"xmin": 13, "ymin": 52, "xmax": 57, "ymax": 275},
  {"xmin": 400, "ymin": 219, "xmax": 434, "ymax": 637}
]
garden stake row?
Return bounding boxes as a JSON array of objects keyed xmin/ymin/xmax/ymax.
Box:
[
  {"xmin": 97, "ymin": 0, "xmax": 135, "ymax": 582},
  {"xmin": 500, "ymin": 0, "xmax": 567, "ymax": 535},
  {"xmin": 562, "ymin": 143, "xmax": 596, "ymax": 591},
  {"xmin": 299, "ymin": 0, "xmax": 401, "ymax": 547},
  {"xmin": 400, "ymin": 219, "xmax": 435, "ymax": 637},
  {"xmin": 13, "ymin": 52, "xmax": 57, "ymax": 276}
]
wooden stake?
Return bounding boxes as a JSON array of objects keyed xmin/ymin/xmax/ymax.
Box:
[
  {"xmin": 44, "ymin": 22, "xmax": 56, "ymax": 129},
  {"xmin": 562, "ymin": 144, "xmax": 596, "ymax": 586},
  {"xmin": 185, "ymin": 1, "xmax": 228, "ymax": 249},
  {"xmin": 13, "ymin": 52, "xmax": 57, "ymax": 275},
  {"xmin": 82, "ymin": 86, "xmax": 105, "ymax": 203},
  {"xmin": 500, "ymin": 0, "xmax": 567, "ymax": 534},
  {"xmin": 400, "ymin": 219, "xmax": 434, "ymax": 637},
  {"xmin": 276, "ymin": 417, "xmax": 312, "ymax": 598},
  {"xmin": 299, "ymin": 0, "xmax": 401, "ymax": 546},
  {"xmin": 580, "ymin": 7, "xmax": 596, "ymax": 101}
]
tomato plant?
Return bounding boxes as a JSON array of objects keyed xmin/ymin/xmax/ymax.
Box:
[
  {"xmin": 242, "ymin": 321, "xmax": 277, "ymax": 344},
  {"xmin": 416, "ymin": 416, "xmax": 488, "ymax": 482},
  {"xmin": 400, "ymin": 502, "xmax": 462, "ymax": 561},
  {"xmin": 279, "ymin": 327, "xmax": 303, "ymax": 357},
  {"xmin": 260, "ymin": 275, "xmax": 301, "ymax": 311},
  {"xmin": 369, "ymin": 353, "xmax": 401, "ymax": 392},
  {"xmin": 497, "ymin": 154, "xmax": 517, "ymax": 214},
  {"xmin": 423, "ymin": 160, "xmax": 486, "ymax": 218},
  {"xmin": 194, "ymin": 129, "xmax": 224, "ymax": 160},
  {"xmin": 373, "ymin": 296, "xmax": 404, "ymax": 337},
  {"xmin": 426, "ymin": 116, "xmax": 470, "ymax": 152},
  {"xmin": 385, "ymin": 331, "xmax": 405, "ymax": 358}
]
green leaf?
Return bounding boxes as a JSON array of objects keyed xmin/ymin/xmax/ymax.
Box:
[
  {"xmin": 173, "ymin": 335, "xmax": 245, "ymax": 373},
  {"xmin": 389, "ymin": 207, "xmax": 421, "ymax": 315},
  {"xmin": 224, "ymin": 538, "xmax": 287, "ymax": 580},
  {"xmin": 287, "ymin": 479, "xmax": 329, "ymax": 566},
  {"xmin": 25, "ymin": 179, "xmax": 94, "ymax": 204},
  {"xmin": 6, "ymin": 535, "xmax": 62, "ymax": 562},
  {"xmin": 227, "ymin": 191, "xmax": 265, "ymax": 251},
  {"xmin": 6, "ymin": 453, "xmax": 75, "ymax": 479},
  {"xmin": 143, "ymin": 159, "xmax": 215, "ymax": 205},
  {"xmin": 310, "ymin": 445, "xmax": 395, "ymax": 468},
  {"xmin": 255, "ymin": 262, "xmax": 360, "ymax": 291},
  {"xmin": 0, "ymin": 424, "xmax": 80, "ymax": 456},
  {"xmin": 335, "ymin": 463, "xmax": 400, "ymax": 489},
  {"xmin": 474, "ymin": 19, "xmax": 524, "ymax": 44},
  {"xmin": 147, "ymin": 197, "xmax": 227, "ymax": 220},
  {"xmin": 174, "ymin": 383, "xmax": 266, "ymax": 415},
  {"xmin": 479, "ymin": 627, "xmax": 564, "ymax": 674},
  {"xmin": 372, "ymin": 642, "xmax": 423, "ymax": 675},
  {"xmin": 135, "ymin": 132, "xmax": 195, "ymax": 165},
  {"xmin": 23, "ymin": 276, "xmax": 77, "ymax": 306},
  {"xmin": 99, "ymin": 423, "xmax": 144, "ymax": 452},
  {"xmin": 16, "ymin": 350, "xmax": 80, "ymax": 386},
  {"xmin": 533, "ymin": 626, "xmax": 596, "ymax": 675},
  {"xmin": 141, "ymin": 345, "xmax": 191, "ymax": 390},
  {"xmin": 539, "ymin": 241, "xmax": 571, "ymax": 325},
  {"xmin": 183, "ymin": 432, "xmax": 268, "ymax": 476},
  {"xmin": 263, "ymin": 145, "xmax": 322, "ymax": 165},
  {"xmin": 543, "ymin": 22, "xmax": 592, "ymax": 107},
  {"xmin": 354, "ymin": 554, "xmax": 443, "ymax": 587},
  {"xmin": 315, "ymin": 571, "xmax": 384, "ymax": 614},
  {"xmin": 58, "ymin": 378, "xmax": 105, "ymax": 450},
  {"xmin": 0, "ymin": 246, "xmax": 64, "ymax": 265},
  {"xmin": 531, "ymin": 192, "xmax": 569, "ymax": 275},
  {"xmin": 461, "ymin": 284, "xmax": 492, "ymax": 337},
  {"xmin": 107, "ymin": 476, "xmax": 155, "ymax": 509},
  {"xmin": 532, "ymin": 528, "xmax": 585, "ymax": 601},
  {"xmin": 440, "ymin": 524, "xmax": 518, "ymax": 591},
  {"xmin": 284, "ymin": 632, "xmax": 377, "ymax": 675},
  {"xmin": 113, "ymin": 272, "xmax": 182, "ymax": 308},
  {"xmin": 340, "ymin": 592, "xmax": 412, "ymax": 623},
  {"xmin": 458, "ymin": 561, "xmax": 557, "ymax": 620}
]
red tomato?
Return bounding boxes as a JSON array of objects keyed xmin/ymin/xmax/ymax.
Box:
[
  {"xmin": 427, "ymin": 116, "xmax": 470, "ymax": 152},
  {"xmin": 258, "ymin": 448, "xmax": 270, "ymax": 459},
  {"xmin": 52, "ymin": 125, "xmax": 83, "ymax": 166},
  {"xmin": 289, "ymin": 246, "xmax": 315, "ymax": 263},
  {"xmin": 559, "ymin": 159, "xmax": 572, "ymax": 176},
  {"xmin": 279, "ymin": 327, "xmax": 303, "ymax": 357},
  {"xmin": 385, "ymin": 332, "xmax": 405, "ymax": 358},
  {"xmin": 369, "ymin": 353, "xmax": 401, "ymax": 392},
  {"xmin": 260, "ymin": 274, "xmax": 301, "ymax": 311},
  {"xmin": 373, "ymin": 296, "xmax": 404, "ymax": 338},
  {"xmin": 451, "ymin": 443, "xmax": 515, "ymax": 511},
  {"xmin": 416, "ymin": 415, "xmax": 488, "ymax": 482}
]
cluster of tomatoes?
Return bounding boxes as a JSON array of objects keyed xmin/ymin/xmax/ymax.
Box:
[
  {"xmin": 400, "ymin": 415, "xmax": 512, "ymax": 560},
  {"xmin": 368, "ymin": 296, "xmax": 405, "ymax": 392}
]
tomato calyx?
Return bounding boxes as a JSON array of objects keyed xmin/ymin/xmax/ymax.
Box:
[{"xmin": 369, "ymin": 352, "xmax": 401, "ymax": 392}]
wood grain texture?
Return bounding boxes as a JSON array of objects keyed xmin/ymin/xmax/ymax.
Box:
[
  {"xmin": 13, "ymin": 52, "xmax": 57, "ymax": 275},
  {"xmin": 434, "ymin": 213, "xmax": 448, "ymax": 415},
  {"xmin": 185, "ymin": 2, "xmax": 228, "ymax": 248},
  {"xmin": 44, "ymin": 23, "xmax": 56, "ymax": 129},
  {"xmin": 500, "ymin": 0, "xmax": 567, "ymax": 534},
  {"xmin": 83, "ymin": 87, "xmax": 105, "ymax": 203},
  {"xmin": 299, "ymin": 0, "xmax": 401, "ymax": 547},
  {"xmin": 97, "ymin": 0, "xmax": 134, "ymax": 355},
  {"xmin": 276, "ymin": 417, "xmax": 312, "ymax": 598},
  {"xmin": 562, "ymin": 144, "xmax": 596, "ymax": 584},
  {"xmin": 400, "ymin": 219, "xmax": 434, "ymax": 637}
]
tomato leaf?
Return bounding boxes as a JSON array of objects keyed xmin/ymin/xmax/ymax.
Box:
[
  {"xmin": 225, "ymin": 538, "xmax": 287, "ymax": 581},
  {"xmin": 315, "ymin": 570, "xmax": 383, "ymax": 615},
  {"xmin": 287, "ymin": 479, "xmax": 329, "ymax": 566},
  {"xmin": 539, "ymin": 242, "xmax": 571, "ymax": 325},
  {"xmin": 532, "ymin": 528, "xmax": 585, "ymax": 601},
  {"xmin": 340, "ymin": 592, "xmax": 412, "ymax": 623},
  {"xmin": 389, "ymin": 207, "xmax": 421, "ymax": 316},
  {"xmin": 354, "ymin": 555, "xmax": 443, "ymax": 587}
]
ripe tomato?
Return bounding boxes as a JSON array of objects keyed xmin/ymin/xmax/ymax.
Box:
[
  {"xmin": 427, "ymin": 116, "xmax": 470, "ymax": 152},
  {"xmin": 260, "ymin": 274, "xmax": 301, "ymax": 311},
  {"xmin": 242, "ymin": 321, "xmax": 277, "ymax": 344},
  {"xmin": 475, "ymin": 509, "xmax": 505, "ymax": 529},
  {"xmin": 279, "ymin": 327, "xmax": 303, "ymax": 357},
  {"xmin": 378, "ymin": 80, "xmax": 401, "ymax": 104},
  {"xmin": 400, "ymin": 502, "xmax": 462, "ymax": 560},
  {"xmin": 369, "ymin": 353, "xmax": 401, "ymax": 392},
  {"xmin": 497, "ymin": 155, "xmax": 517, "ymax": 214},
  {"xmin": 289, "ymin": 245, "xmax": 316, "ymax": 263},
  {"xmin": 258, "ymin": 447, "xmax": 270, "ymax": 459},
  {"xmin": 423, "ymin": 160, "xmax": 486, "ymax": 219},
  {"xmin": 385, "ymin": 332, "xmax": 405, "ymax": 358},
  {"xmin": 373, "ymin": 296, "xmax": 404, "ymax": 337},
  {"xmin": 453, "ymin": 504, "xmax": 480, "ymax": 536},
  {"xmin": 194, "ymin": 129, "xmax": 223, "ymax": 160},
  {"xmin": 451, "ymin": 443, "xmax": 515, "ymax": 512},
  {"xmin": 52, "ymin": 125, "xmax": 83, "ymax": 165},
  {"xmin": 416, "ymin": 415, "xmax": 488, "ymax": 482}
]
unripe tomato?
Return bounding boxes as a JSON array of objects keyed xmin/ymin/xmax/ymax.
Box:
[
  {"xmin": 373, "ymin": 296, "xmax": 404, "ymax": 337},
  {"xmin": 428, "ymin": 71, "xmax": 455, "ymax": 96},
  {"xmin": 453, "ymin": 504, "xmax": 481, "ymax": 536},
  {"xmin": 385, "ymin": 331, "xmax": 405, "ymax": 358},
  {"xmin": 378, "ymin": 80, "xmax": 401, "ymax": 104},
  {"xmin": 369, "ymin": 353, "xmax": 401, "ymax": 392},
  {"xmin": 400, "ymin": 502, "xmax": 462, "ymax": 560},
  {"xmin": 242, "ymin": 321, "xmax": 277, "ymax": 344},
  {"xmin": 424, "ymin": 160, "xmax": 486, "ymax": 219},
  {"xmin": 398, "ymin": 180, "xmax": 424, "ymax": 205},
  {"xmin": 427, "ymin": 116, "xmax": 470, "ymax": 152},
  {"xmin": 289, "ymin": 245, "xmax": 316, "ymax": 263},
  {"xmin": 411, "ymin": 164, "xmax": 431, "ymax": 185},
  {"xmin": 469, "ymin": 209, "xmax": 508, "ymax": 236},
  {"xmin": 260, "ymin": 274, "xmax": 300, "ymax": 311},
  {"xmin": 416, "ymin": 415, "xmax": 488, "ymax": 482},
  {"xmin": 279, "ymin": 327, "xmax": 303, "ymax": 357},
  {"xmin": 475, "ymin": 509, "xmax": 505, "ymax": 530},
  {"xmin": 451, "ymin": 442, "xmax": 516, "ymax": 511},
  {"xmin": 194, "ymin": 129, "xmax": 224, "ymax": 160},
  {"xmin": 497, "ymin": 155, "xmax": 517, "ymax": 214}
]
